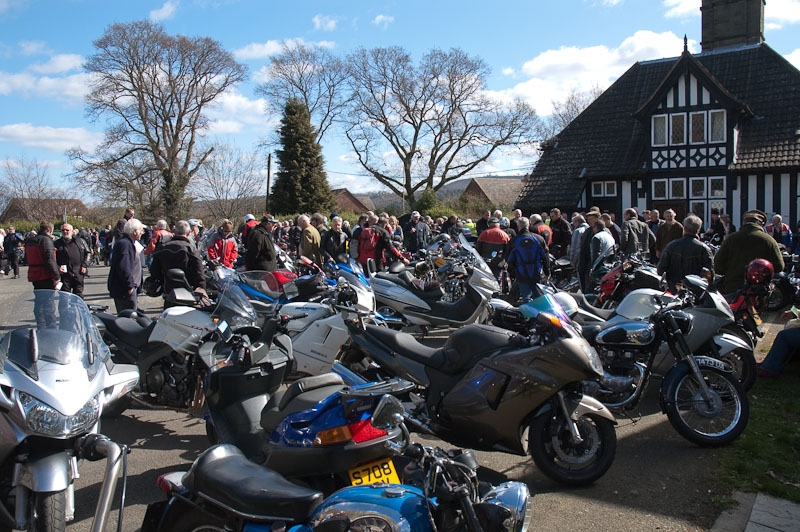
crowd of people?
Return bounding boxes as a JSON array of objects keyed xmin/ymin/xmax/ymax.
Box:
[{"xmin": 5, "ymin": 201, "xmax": 798, "ymax": 377}]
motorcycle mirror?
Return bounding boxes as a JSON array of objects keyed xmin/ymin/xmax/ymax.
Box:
[
  {"xmin": 370, "ymin": 394, "xmax": 404, "ymax": 431},
  {"xmin": 702, "ymin": 268, "xmax": 713, "ymax": 280},
  {"xmin": 366, "ymin": 258, "xmax": 377, "ymax": 276}
]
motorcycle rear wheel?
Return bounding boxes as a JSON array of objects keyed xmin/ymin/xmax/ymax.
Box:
[
  {"xmin": 529, "ymin": 411, "xmax": 616, "ymax": 486},
  {"xmin": 764, "ymin": 284, "xmax": 791, "ymax": 311},
  {"xmin": 663, "ymin": 365, "xmax": 748, "ymax": 447},
  {"xmin": 30, "ymin": 490, "xmax": 65, "ymax": 532}
]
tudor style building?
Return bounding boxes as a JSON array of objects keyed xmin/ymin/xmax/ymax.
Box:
[{"xmin": 516, "ymin": 0, "xmax": 800, "ymax": 228}]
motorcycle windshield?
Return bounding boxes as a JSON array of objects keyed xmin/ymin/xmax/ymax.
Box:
[
  {"xmin": 458, "ymin": 232, "xmax": 493, "ymax": 275},
  {"xmin": 212, "ymin": 278, "xmax": 258, "ymax": 324},
  {"xmin": 519, "ymin": 292, "xmax": 572, "ymax": 324},
  {"xmin": 0, "ymin": 290, "xmax": 109, "ymax": 378}
]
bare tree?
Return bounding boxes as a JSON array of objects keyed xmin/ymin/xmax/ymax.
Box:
[
  {"xmin": 1, "ymin": 156, "xmax": 64, "ymax": 221},
  {"xmin": 257, "ymin": 42, "xmax": 347, "ymax": 144},
  {"xmin": 537, "ymin": 86, "xmax": 604, "ymax": 141},
  {"xmin": 71, "ymin": 20, "xmax": 247, "ymax": 222},
  {"xmin": 343, "ymin": 47, "xmax": 538, "ymax": 203},
  {"xmin": 190, "ymin": 143, "xmax": 267, "ymax": 222}
]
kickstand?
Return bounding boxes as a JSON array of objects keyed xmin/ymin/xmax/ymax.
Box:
[{"xmin": 620, "ymin": 408, "xmax": 642, "ymax": 425}]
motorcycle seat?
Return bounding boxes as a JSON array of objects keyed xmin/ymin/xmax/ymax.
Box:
[
  {"xmin": 182, "ymin": 444, "xmax": 323, "ymax": 522},
  {"xmin": 105, "ymin": 318, "xmax": 157, "ymax": 348},
  {"xmin": 441, "ymin": 324, "xmax": 517, "ymax": 373},
  {"xmin": 375, "ymin": 271, "xmax": 443, "ymax": 301},
  {"xmin": 260, "ymin": 373, "xmax": 345, "ymax": 432},
  {"xmin": 554, "ymin": 257, "xmax": 572, "ymax": 268},
  {"xmin": 364, "ymin": 324, "xmax": 445, "ymax": 369},
  {"xmin": 569, "ymin": 293, "xmax": 616, "ymax": 321}
]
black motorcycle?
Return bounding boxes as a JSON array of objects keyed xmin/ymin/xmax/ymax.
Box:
[{"xmin": 338, "ymin": 306, "xmax": 617, "ymax": 485}]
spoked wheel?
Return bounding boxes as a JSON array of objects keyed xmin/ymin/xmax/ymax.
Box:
[
  {"xmin": 29, "ymin": 490, "xmax": 66, "ymax": 532},
  {"xmin": 529, "ymin": 411, "xmax": 617, "ymax": 486},
  {"xmin": 715, "ymin": 346, "xmax": 757, "ymax": 391},
  {"xmin": 764, "ymin": 285, "xmax": 790, "ymax": 311},
  {"xmin": 662, "ymin": 365, "xmax": 749, "ymax": 447}
]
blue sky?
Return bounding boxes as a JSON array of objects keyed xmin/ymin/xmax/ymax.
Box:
[{"xmin": 1, "ymin": 0, "xmax": 799, "ymax": 199}]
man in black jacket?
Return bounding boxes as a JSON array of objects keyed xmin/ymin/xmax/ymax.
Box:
[
  {"xmin": 548, "ymin": 208, "xmax": 572, "ymax": 258},
  {"xmin": 475, "ymin": 210, "xmax": 491, "ymax": 236},
  {"xmin": 321, "ymin": 216, "xmax": 348, "ymax": 261},
  {"xmin": 657, "ymin": 214, "xmax": 713, "ymax": 292},
  {"xmin": 245, "ymin": 217, "xmax": 278, "ymax": 272},
  {"xmin": 54, "ymin": 223, "xmax": 88, "ymax": 297},
  {"xmin": 403, "ymin": 211, "xmax": 431, "ymax": 254},
  {"xmin": 150, "ymin": 220, "xmax": 206, "ymax": 299}
]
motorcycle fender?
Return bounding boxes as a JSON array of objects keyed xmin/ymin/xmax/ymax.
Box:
[
  {"xmin": 16, "ymin": 452, "xmax": 70, "ymax": 492},
  {"xmin": 713, "ymin": 332, "xmax": 752, "ymax": 356},
  {"xmin": 533, "ymin": 394, "xmax": 617, "ymax": 424}
]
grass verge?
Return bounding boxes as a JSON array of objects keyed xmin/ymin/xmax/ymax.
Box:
[{"xmin": 717, "ymin": 360, "xmax": 800, "ymax": 503}]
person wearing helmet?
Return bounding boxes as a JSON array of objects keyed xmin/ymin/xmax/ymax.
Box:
[
  {"xmin": 656, "ymin": 215, "xmax": 713, "ymax": 292},
  {"xmin": 714, "ymin": 210, "xmax": 784, "ymax": 294},
  {"xmin": 239, "ymin": 214, "xmax": 259, "ymax": 245}
]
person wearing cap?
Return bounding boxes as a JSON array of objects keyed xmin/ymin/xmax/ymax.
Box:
[
  {"xmin": 403, "ymin": 211, "xmax": 430, "ymax": 254},
  {"xmin": 245, "ymin": 216, "xmax": 279, "ymax": 271},
  {"xmin": 714, "ymin": 210, "xmax": 784, "ymax": 294},
  {"xmin": 207, "ymin": 219, "xmax": 238, "ymax": 268},
  {"xmin": 704, "ymin": 208, "xmax": 725, "ymax": 243},
  {"xmin": 187, "ymin": 218, "xmax": 203, "ymax": 246}
]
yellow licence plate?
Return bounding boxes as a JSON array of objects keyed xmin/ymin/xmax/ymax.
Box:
[
  {"xmin": 749, "ymin": 307, "xmax": 763, "ymax": 325},
  {"xmin": 348, "ymin": 457, "xmax": 400, "ymax": 486}
]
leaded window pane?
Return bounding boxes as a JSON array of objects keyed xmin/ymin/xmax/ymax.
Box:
[
  {"xmin": 653, "ymin": 116, "xmax": 667, "ymax": 146},
  {"xmin": 710, "ymin": 111, "xmax": 725, "ymax": 142},
  {"xmin": 691, "ymin": 178, "xmax": 706, "ymax": 198},
  {"xmin": 671, "ymin": 179, "xmax": 686, "ymax": 199},
  {"xmin": 653, "ymin": 180, "xmax": 667, "ymax": 199},
  {"xmin": 709, "ymin": 177, "xmax": 725, "ymax": 197},
  {"xmin": 671, "ymin": 114, "xmax": 685, "ymax": 145},
  {"xmin": 691, "ymin": 113, "xmax": 705, "ymax": 143}
]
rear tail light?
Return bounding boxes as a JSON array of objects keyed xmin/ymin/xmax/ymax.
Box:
[
  {"xmin": 313, "ymin": 419, "xmax": 388, "ymax": 446},
  {"xmin": 348, "ymin": 419, "xmax": 388, "ymax": 443}
]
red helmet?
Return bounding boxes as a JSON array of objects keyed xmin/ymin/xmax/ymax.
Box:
[{"xmin": 745, "ymin": 259, "xmax": 774, "ymax": 285}]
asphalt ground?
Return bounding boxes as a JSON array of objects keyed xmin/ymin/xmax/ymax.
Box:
[{"xmin": 0, "ymin": 264, "xmax": 781, "ymax": 532}]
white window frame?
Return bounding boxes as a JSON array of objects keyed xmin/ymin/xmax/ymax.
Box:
[
  {"xmin": 709, "ymin": 110, "xmax": 726, "ymax": 143},
  {"xmin": 670, "ymin": 113, "xmax": 686, "ymax": 146},
  {"xmin": 689, "ymin": 111, "xmax": 706, "ymax": 144},
  {"xmin": 592, "ymin": 181, "xmax": 605, "ymax": 198},
  {"xmin": 689, "ymin": 177, "xmax": 707, "ymax": 199},
  {"xmin": 689, "ymin": 200, "xmax": 707, "ymax": 222},
  {"xmin": 604, "ymin": 181, "xmax": 617, "ymax": 197},
  {"xmin": 652, "ymin": 114, "xmax": 668, "ymax": 147},
  {"xmin": 669, "ymin": 177, "xmax": 686, "ymax": 199},
  {"xmin": 652, "ymin": 178, "xmax": 668, "ymax": 200},
  {"xmin": 709, "ymin": 176, "xmax": 726, "ymax": 198}
]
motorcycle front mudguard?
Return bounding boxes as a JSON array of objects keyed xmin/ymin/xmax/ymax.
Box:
[
  {"xmin": 534, "ymin": 392, "xmax": 617, "ymax": 424},
  {"xmin": 17, "ymin": 451, "xmax": 71, "ymax": 492}
]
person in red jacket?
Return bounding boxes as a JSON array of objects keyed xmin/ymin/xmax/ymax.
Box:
[
  {"xmin": 24, "ymin": 221, "xmax": 60, "ymax": 328},
  {"xmin": 207, "ymin": 219, "xmax": 238, "ymax": 268},
  {"xmin": 144, "ymin": 219, "xmax": 173, "ymax": 255}
]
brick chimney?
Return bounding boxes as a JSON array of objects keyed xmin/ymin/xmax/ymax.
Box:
[{"xmin": 701, "ymin": 0, "xmax": 764, "ymax": 52}]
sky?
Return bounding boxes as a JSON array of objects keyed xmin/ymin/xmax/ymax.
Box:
[{"xmin": 1, "ymin": 0, "xmax": 799, "ymax": 200}]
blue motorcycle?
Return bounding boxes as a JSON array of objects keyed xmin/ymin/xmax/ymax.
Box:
[{"xmin": 142, "ymin": 395, "xmax": 533, "ymax": 532}]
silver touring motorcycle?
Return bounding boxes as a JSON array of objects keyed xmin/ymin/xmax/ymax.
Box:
[{"xmin": 0, "ymin": 290, "xmax": 139, "ymax": 532}]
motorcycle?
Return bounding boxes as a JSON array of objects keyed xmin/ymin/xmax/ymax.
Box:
[
  {"xmin": 511, "ymin": 288, "xmax": 750, "ymax": 446},
  {"xmin": 338, "ymin": 303, "xmax": 618, "ymax": 485},
  {"xmin": 593, "ymin": 257, "xmax": 664, "ymax": 309},
  {"xmin": 142, "ymin": 395, "xmax": 533, "ymax": 532},
  {"xmin": 0, "ymin": 290, "xmax": 140, "ymax": 531}
]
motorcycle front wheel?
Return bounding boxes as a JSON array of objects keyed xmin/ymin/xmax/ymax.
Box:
[
  {"xmin": 30, "ymin": 490, "xmax": 66, "ymax": 532},
  {"xmin": 529, "ymin": 411, "xmax": 617, "ymax": 486},
  {"xmin": 662, "ymin": 365, "xmax": 749, "ymax": 447}
]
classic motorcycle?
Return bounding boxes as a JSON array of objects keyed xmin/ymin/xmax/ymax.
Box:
[
  {"xmin": 142, "ymin": 395, "xmax": 533, "ymax": 532},
  {"xmin": 338, "ymin": 302, "xmax": 618, "ymax": 485},
  {"xmin": 0, "ymin": 290, "xmax": 140, "ymax": 531}
]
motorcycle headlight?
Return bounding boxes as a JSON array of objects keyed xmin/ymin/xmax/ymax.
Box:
[
  {"xmin": 582, "ymin": 343, "xmax": 604, "ymax": 377},
  {"xmin": 474, "ymin": 274, "xmax": 500, "ymax": 293},
  {"xmin": 479, "ymin": 481, "xmax": 533, "ymax": 532},
  {"xmin": 229, "ymin": 314, "xmax": 256, "ymax": 331},
  {"xmin": 18, "ymin": 392, "xmax": 100, "ymax": 437}
]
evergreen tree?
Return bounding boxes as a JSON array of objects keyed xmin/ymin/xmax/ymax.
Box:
[{"xmin": 271, "ymin": 98, "xmax": 333, "ymax": 214}]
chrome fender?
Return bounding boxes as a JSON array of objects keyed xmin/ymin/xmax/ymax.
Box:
[
  {"xmin": 713, "ymin": 332, "xmax": 752, "ymax": 356},
  {"xmin": 534, "ymin": 394, "xmax": 617, "ymax": 424},
  {"xmin": 16, "ymin": 452, "xmax": 70, "ymax": 492}
]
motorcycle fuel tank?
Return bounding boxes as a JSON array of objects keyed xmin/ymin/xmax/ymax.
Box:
[
  {"xmin": 595, "ymin": 321, "xmax": 656, "ymax": 347},
  {"xmin": 614, "ymin": 289, "xmax": 678, "ymax": 320},
  {"xmin": 149, "ymin": 306, "xmax": 216, "ymax": 354},
  {"xmin": 280, "ymin": 302, "xmax": 334, "ymax": 333}
]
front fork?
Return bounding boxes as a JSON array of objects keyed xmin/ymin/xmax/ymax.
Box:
[
  {"xmin": 666, "ymin": 314, "xmax": 715, "ymax": 404},
  {"xmin": 556, "ymin": 391, "xmax": 584, "ymax": 445}
]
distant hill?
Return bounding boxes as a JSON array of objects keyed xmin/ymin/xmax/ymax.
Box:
[{"xmin": 367, "ymin": 176, "xmax": 524, "ymax": 210}]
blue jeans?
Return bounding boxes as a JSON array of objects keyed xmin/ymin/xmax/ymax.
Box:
[
  {"xmin": 760, "ymin": 327, "xmax": 800, "ymax": 374},
  {"xmin": 518, "ymin": 281, "xmax": 534, "ymax": 303}
]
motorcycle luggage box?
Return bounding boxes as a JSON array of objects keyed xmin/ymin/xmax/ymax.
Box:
[{"xmin": 207, "ymin": 358, "xmax": 286, "ymax": 410}]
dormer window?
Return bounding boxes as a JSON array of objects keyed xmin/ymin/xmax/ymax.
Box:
[{"xmin": 670, "ymin": 113, "xmax": 686, "ymax": 145}]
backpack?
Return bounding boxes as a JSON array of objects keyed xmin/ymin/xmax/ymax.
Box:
[
  {"xmin": 534, "ymin": 224, "xmax": 552, "ymax": 246},
  {"xmin": 508, "ymin": 234, "xmax": 546, "ymax": 282},
  {"xmin": 154, "ymin": 232, "xmax": 172, "ymax": 251},
  {"xmin": 358, "ymin": 227, "xmax": 380, "ymax": 262}
]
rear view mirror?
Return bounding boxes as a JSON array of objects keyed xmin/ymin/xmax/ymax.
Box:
[{"xmin": 370, "ymin": 394, "xmax": 404, "ymax": 430}]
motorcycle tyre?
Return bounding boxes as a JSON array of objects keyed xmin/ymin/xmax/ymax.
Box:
[
  {"xmin": 30, "ymin": 490, "xmax": 66, "ymax": 532},
  {"xmin": 764, "ymin": 284, "xmax": 791, "ymax": 312},
  {"xmin": 529, "ymin": 412, "xmax": 616, "ymax": 486},
  {"xmin": 662, "ymin": 365, "xmax": 749, "ymax": 447},
  {"xmin": 712, "ymin": 337, "xmax": 757, "ymax": 392},
  {"xmin": 101, "ymin": 394, "xmax": 132, "ymax": 419}
]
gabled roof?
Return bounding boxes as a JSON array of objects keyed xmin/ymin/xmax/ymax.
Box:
[
  {"xmin": 516, "ymin": 43, "xmax": 800, "ymax": 212},
  {"xmin": 462, "ymin": 177, "xmax": 525, "ymax": 207},
  {"xmin": 331, "ymin": 188, "xmax": 371, "ymax": 213}
]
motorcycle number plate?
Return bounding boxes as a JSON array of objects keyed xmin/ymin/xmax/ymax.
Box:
[
  {"xmin": 348, "ymin": 458, "xmax": 400, "ymax": 486},
  {"xmin": 748, "ymin": 306, "xmax": 762, "ymax": 326}
]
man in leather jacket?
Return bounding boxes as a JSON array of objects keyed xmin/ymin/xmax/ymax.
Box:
[
  {"xmin": 246, "ymin": 216, "xmax": 278, "ymax": 272},
  {"xmin": 54, "ymin": 223, "xmax": 89, "ymax": 297},
  {"xmin": 321, "ymin": 216, "xmax": 348, "ymax": 261},
  {"xmin": 657, "ymin": 214, "xmax": 713, "ymax": 292},
  {"xmin": 620, "ymin": 208, "xmax": 656, "ymax": 258},
  {"xmin": 150, "ymin": 220, "xmax": 206, "ymax": 298}
]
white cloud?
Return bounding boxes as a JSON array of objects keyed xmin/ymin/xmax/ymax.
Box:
[
  {"xmin": 372, "ymin": 14, "xmax": 394, "ymax": 29},
  {"xmin": 233, "ymin": 38, "xmax": 335, "ymax": 61},
  {"xmin": 786, "ymin": 49, "xmax": 800, "ymax": 69},
  {"xmin": 663, "ymin": 0, "xmax": 699, "ymax": 18},
  {"xmin": 501, "ymin": 67, "xmax": 515, "ymax": 77},
  {"xmin": 18, "ymin": 40, "xmax": 50, "ymax": 56},
  {"xmin": 312, "ymin": 14, "xmax": 337, "ymax": 31},
  {"xmin": 29, "ymin": 54, "xmax": 83, "ymax": 74},
  {"xmin": 205, "ymin": 88, "xmax": 275, "ymax": 135},
  {"xmin": 0, "ymin": 123, "xmax": 102, "ymax": 152},
  {"xmin": 489, "ymin": 30, "xmax": 696, "ymax": 116},
  {"xmin": 0, "ymin": 70, "xmax": 92, "ymax": 104},
  {"xmin": 150, "ymin": 0, "xmax": 179, "ymax": 22}
]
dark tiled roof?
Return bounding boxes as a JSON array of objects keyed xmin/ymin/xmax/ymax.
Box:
[{"xmin": 516, "ymin": 44, "xmax": 800, "ymax": 212}]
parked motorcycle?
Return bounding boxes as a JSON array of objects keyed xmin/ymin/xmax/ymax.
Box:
[
  {"xmin": 142, "ymin": 395, "xmax": 533, "ymax": 532},
  {"xmin": 0, "ymin": 290, "xmax": 140, "ymax": 531},
  {"xmin": 338, "ymin": 303, "xmax": 618, "ymax": 485}
]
